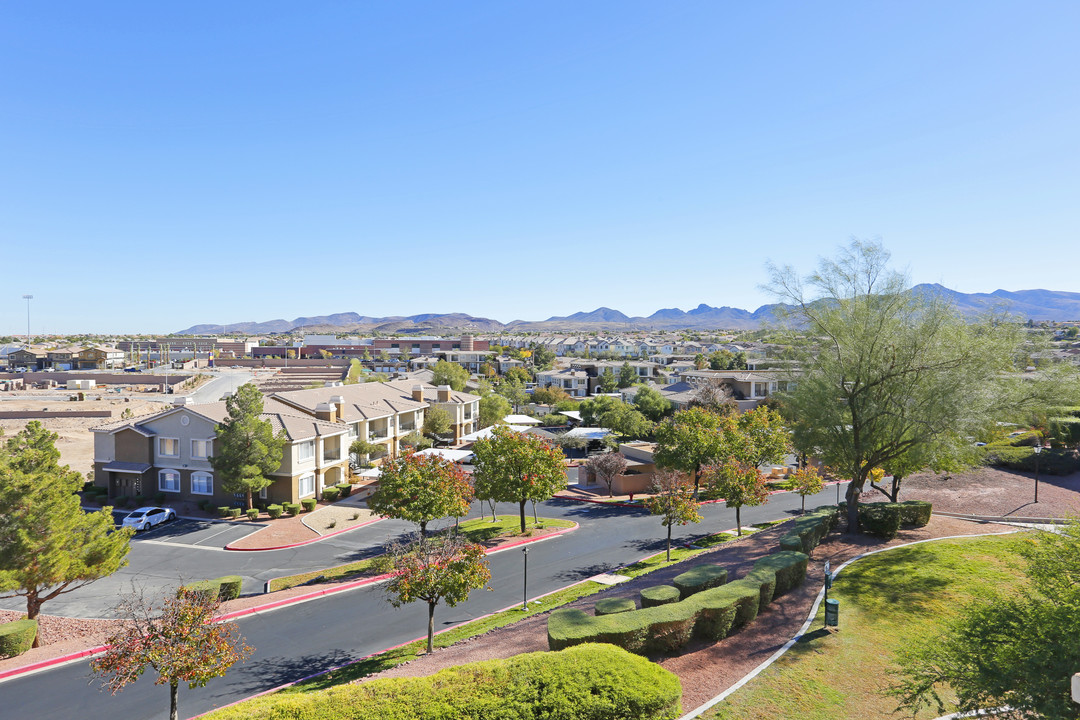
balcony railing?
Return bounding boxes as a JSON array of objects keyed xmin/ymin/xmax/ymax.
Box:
[
  {"xmin": 399, "ymin": 423, "xmax": 416, "ymax": 432},
  {"xmin": 323, "ymin": 450, "xmax": 342, "ymax": 463}
]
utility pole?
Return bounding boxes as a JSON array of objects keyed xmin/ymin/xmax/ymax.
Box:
[{"xmin": 22, "ymin": 294, "xmax": 33, "ymax": 347}]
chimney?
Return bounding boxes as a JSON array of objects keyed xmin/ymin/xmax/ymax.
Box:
[
  {"xmin": 315, "ymin": 402, "xmax": 336, "ymax": 423},
  {"xmin": 331, "ymin": 395, "xmax": 345, "ymax": 419},
  {"xmin": 412, "ymin": 385, "xmax": 425, "ymax": 403},
  {"xmin": 437, "ymin": 384, "xmax": 451, "ymax": 403}
]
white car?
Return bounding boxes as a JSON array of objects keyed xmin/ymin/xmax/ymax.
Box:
[{"xmin": 122, "ymin": 506, "xmax": 176, "ymax": 531}]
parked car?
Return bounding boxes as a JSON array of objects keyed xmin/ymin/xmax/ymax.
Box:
[{"xmin": 121, "ymin": 506, "xmax": 176, "ymax": 531}]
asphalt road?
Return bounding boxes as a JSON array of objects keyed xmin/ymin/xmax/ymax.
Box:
[{"xmin": 0, "ymin": 483, "xmax": 848, "ymax": 720}]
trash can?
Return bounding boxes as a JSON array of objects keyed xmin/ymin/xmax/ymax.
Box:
[{"xmin": 825, "ymin": 598, "xmax": 839, "ymax": 627}]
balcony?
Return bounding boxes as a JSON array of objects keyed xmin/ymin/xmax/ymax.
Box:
[
  {"xmin": 323, "ymin": 450, "xmax": 342, "ymax": 463},
  {"xmin": 399, "ymin": 423, "xmax": 416, "ymax": 433}
]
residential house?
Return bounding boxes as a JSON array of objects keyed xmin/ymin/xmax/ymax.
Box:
[
  {"xmin": 6, "ymin": 347, "xmax": 48, "ymax": 370},
  {"xmin": 78, "ymin": 346, "xmax": 126, "ymax": 369},
  {"xmin": 535, "ymin": 368, "xmax": 590, "ymax": 397}
]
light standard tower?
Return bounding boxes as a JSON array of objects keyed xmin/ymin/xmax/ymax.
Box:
[
  {"xmin": 22, "ymin": 295, "xmax": 33, "ymax": 347},
  {"xmin": 1033, "ymin": 444, "xmax": 1043, "ymax": 504}
]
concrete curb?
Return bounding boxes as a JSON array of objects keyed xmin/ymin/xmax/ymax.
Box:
[
  {"xmin": 932, "ymin": 510, "xmax": 1069, "ymax": 525},
  {"xmin": 553, "ymin": 480, "xmax": 848, "ymax": 509},
  {"xmin": 0, "ymin": 644, "xmax": 109, "ymax": 683},
  {"xmin": 678, "ymin": 528, "xmax": 1020, "ymax": 720}
]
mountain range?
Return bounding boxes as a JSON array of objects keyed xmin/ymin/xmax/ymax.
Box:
[{"xmin": 175, "ymin": 285, "xmax": 1080, "ymax": 335}]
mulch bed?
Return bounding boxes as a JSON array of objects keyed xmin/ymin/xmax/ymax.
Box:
[{"xmin": 898, "ymin": 466, "xmax": 1080, "ymax": 518}]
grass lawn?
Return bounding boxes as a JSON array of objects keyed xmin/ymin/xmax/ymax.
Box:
[
  {"xmin": 268, "ymin": 558, "xmax": 382, "ymax": 592},
  {"xmin": 705, "ymin": 533, "xmax": 1027, "ymax": 720}
]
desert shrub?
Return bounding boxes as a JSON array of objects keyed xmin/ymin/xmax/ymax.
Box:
[
  {"xmin": 217, "ymin": 506, "xmax": 232, "ymax": 518},
  {"xmin": 217, "ymin": 575, "xmax": 243, "ymax": 601},
  {"xmin": 640, "ymin": 585, "xmax": 681, "ymax": 608},
  {"xmin": 266, "ymin": 504, "xmax": 283, "ymax": 519},
  {"xmin": 334, "ymin": 483, "xmax": 352, "ymax": 498},
  {"xmin": 209, "ymin": 644, "xmax": 682, "ymax": 720},
  {"xmin": 595, "ymin": 597, "xmax": 637, "ymax": 616},
  {"xmin": 301, "ymin": 498, "xmax": 317, "ymax": 513},
  {"xmin": 898, "ymin": 500, "xmax": 932, "ymax": 527},
  {"xmin": 228, "ymin": 508, "xmax": 242, "ymax": 519},
  {"xmin": 858, "ymin": 503, "xmax": 902, "ymax": 539},
  {"xmin": 779, "ymin": 505, "xmax": 838, "ymax": 553},
  {"xmin": 672, "ymin": 565, "xmax": 728, "ymax": 599},
  {"xmin": 245, "ymin": 508, "xmax": 260, "ymax": 521},
  {"xmin": 322, "ymin": 487, "xmax": 340, "ymax": 502},
  {"xmin": 0, "ymin": 620, "xmax": 37, "ymax": 659},
  {"xmin": 182, "ymin": 579, "xmax": 222, "ymax": 602},
  {"xmin": 115, "ymin": 495, "xmax": 129, "ymax": 508}
]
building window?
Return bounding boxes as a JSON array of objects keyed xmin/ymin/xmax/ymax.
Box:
[
  {"xmin": 159, "ymin": 469, "xmax": 181, "ymax": 493},
  {"xmin": 297, "ymin": 440, "xmax": 315, "ymax": 462},
  {"xmin": 299, "ymin": 473, "xmax": 315, "ymax": 498},
  {"xmin": 191, "ymin": 439, "xmax": 212, "ymax": 459},
  {"xmin": 158, "ymin": 438, "xmax": 179, "ymax": 457},
  {"xmin": 259, "ymin": 486, "xmax": 268, "ymax": 500},
  {"xmin": 191, "ymin": 472, "xmax": 213, "ymax": 495}
]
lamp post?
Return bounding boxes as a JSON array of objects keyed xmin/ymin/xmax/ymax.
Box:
[
  {"xmin": 1033, "ymin": 445, "xmax": 1043, "ymax": 504},
  {"xmin": 521, "ymin": 546, "xmax": 529, "ymax": 611},
  {"xmin": 22, "ymin": 294, "xmax": 33, "ymax": 348}
]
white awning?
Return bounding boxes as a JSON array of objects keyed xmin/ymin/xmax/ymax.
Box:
[
  {"xmin": 502, "ymin": 414, "xmax": 541, "ymax": 425},
  {"xmin": 413, "ymin": 448, "xmax": 474, "ymax": 463}
]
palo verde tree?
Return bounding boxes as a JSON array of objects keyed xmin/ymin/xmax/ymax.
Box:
[
  {"xmin": 91, "ymin": 585, "xmax": 253, "ymax": 720},
  {"xmin": 385, "ymin": 534, "xmax": 491, "ymax": 654},
  {"xmin": 209, "ymin": 384, "xmax": 287, "ymax": 511},
  {"xmin": 644, "ymin": 469, "xmax": 702, "ymax": 561},
  {"xmin": 0, "ymin": 422, "xmax": 132, "ymax": 646},
  {"xmin": 471, "ymin": 425, "xmax": 567, "ymax": 533},
  {"xmin": 367, "ymin": 452, "xmax": 472, "ymax": 536},
  {"xmin": 770, "ymin": 240, "xmax": 1029, "ymax": 532},
  {"xmin": 653, "ymin": 407, "xmax": 726, "ymax": 496},
  {"xmin": 701, "ymin": 459, "xmax": 769, "ymax": 536},
  {"xmin": 586, "ymin": 451, "xmax": 628, "ymax": 497}
]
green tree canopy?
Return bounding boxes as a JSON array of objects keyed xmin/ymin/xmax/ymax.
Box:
[
  {"xmin": 701, "ymin": 459, "xmax": 769, "ymax": 536},
  {"xmin": 529, "ymin": 344, "xmax": 556, "ymax": 370},
  {"xmin": 632, "ymin": 384, "xmax": 673, "ymax": 422},
  {"xmin": 644, "ymin": 469, "xmax": 702, "ymax": 561},
  {"xmin": 478, "ymin": 393, "xmax": 511, "ymax": 429},
  {"xmin": 367, "ymin": 453, "xmax": 472, "ymax": 536},
  {"xmin": 653, "ymin": 407, "xmax": 727, "ymax": 495},
  {"xmin": 617, "ymin": 362, "xmax": 636, "ymax": 389},
  {"xmin": 0, "ymin": 421, "xmax": 132, "ymax": 645},
  {"xmin": 598, "ymin": 368, "xmax": 617, "ymax": 394},
  {"xmin": 496, "ymin": 377, "xmax": 529, "ymax": 412},
  {"xmin": 209, "ymin": 384, "xmax": 287, "ymax": 510},
  {"xmin": 579, "ymin": 396, "xmax": 654, "ymax": 439},
  {"xmin": 504, "ymin": 366, "xmax": 531, "ymax": 385},
  {"xmin": 431, "ymin": 360, "xmax": 469, "ymax": 391},
  {"xmin": 422, "ymin": 404, "xmax": 453, "ymax": 438},
  {"xmin": 471, "ymin": 426, "xmax": 567, "ymax": 533}
]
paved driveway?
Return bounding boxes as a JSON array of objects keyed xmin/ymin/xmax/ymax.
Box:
[{"xmin": 131, "ymin": 518, "xmax": 259, "ymax": 549}]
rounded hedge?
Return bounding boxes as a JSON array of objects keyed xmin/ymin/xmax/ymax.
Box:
[
  {"xmin": 322, "ymin": 487, "xmax": 340, "ymax": 502},
  {"xmin": 594, "ymin": 597, "xmax": 637, "ymax": 616},
  {"xmin": 640, "ymin": 585, "xmax": 681, "ymax": 608},
  {"xmin": 301, "ymin": 498, "xmax": 317, "ymax": 513},
  {"xmin": 217, "ymin": 575, "xmax": 243, "ymax": 601},
  {"xmin": 284, "ymin": 503, "xmax": 300, "ymax": 516},
  {"xmin": 204, "ymin": 643, "xmax": 682, "ymax": 720},
  {"xmin": 267, "ymin": 504, "xmax": 283, "ymax": 519},
  {"xmin": 217, "ymin": 506, "xmax": 232, "ymax": 518},
  {"xmin": 334, "ymin": 483, "xmax": 353, "ymax": 498},
  {"xmin": 672, "ymin": 564, "xmax": 728, "ymax": 599},
  {"xmin": 0, "ymin": 619, "xmax": 37, "ymax": 659},
  {"xmin": 246, "ymin": 508, "xmax": 260, "ymax": 521},
  {"xmin": 228, "ymin": 508, "xmax": 242, "ymax": 519}
]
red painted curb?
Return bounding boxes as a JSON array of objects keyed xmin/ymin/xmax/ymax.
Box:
[
  {"xmin": 553, "ymin": 479, "xmax": 849, "ymax": 509},
  {"xmin": 0, "ymin": 644, "xmax": 109, "ymax": 681},
  {"xmin": 224, "ymin": 515, "xmax": 385, "ymax": 552}
]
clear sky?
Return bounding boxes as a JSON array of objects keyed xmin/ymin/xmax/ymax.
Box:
[{"xmin": 2, "ymin": 1, "xmax": 1078, "ymax": 334}]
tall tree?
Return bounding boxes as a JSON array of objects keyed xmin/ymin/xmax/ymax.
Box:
[
  {"xmin": 644, "ymin": 469, "xmax": 703, "ymax": 561},
  {"xmin": 209, "ymin": 384, "xmax": 287, "ymax": 511},
  {"xmin": 770, "ymin": 240, "xmax": 1028, "ymax": 532},
  {"xmin": 653, "ymin": 407, "xmax": 726, "ymax": 496},
  {"xmin": 471, "ymin": 426, "xmax": 567, "ymax": 533},
  {"xmin": 632, "ymin": 384, "xmax": 673, "ymax": 422},
  {"xmin": 422, "ymin": 405, "xmax": 453, "ymax": 438},
  {"xmin": 790, "ymin": 465, "xmax": 826, "ymax": 513},
  {"xmin": 478, "ymin": 393, "xmax": 511, "ymax": 428},
  {"xmin": 529, "ymin": 344, "xmax": 556, "ymax": 371},
  {"xmin": 496, "ymin": 377, "xmax": 529, "ymax": 412},
  {"xmin": 531, "ymin": 384, "xmax": 572, "ymax": 406},
  {"xmin": 731, "ymin": 406, "xmax": 790, "ymax": 470},
  {"xmin": 385, "ymin": 534, "xmax": 491, "ymax": 654},
  {"xmin": 91, "ymin": 585, "xmax": 253, "ymax": 720},
  {"xmin": 0, "ymin": 422, "xmax": 132, "ymax": 646},
  {"xmin": 431, "ymin": 360, "xmax": 469, "ymax": 391},
  {"xmin": 598, "ymin": 368, "xmax": 618, "ymax": 394},
  {"xmin": 701, "ymin": 459, "xmax": 769, "ymax": 536},
  {"xmin": 586, "ymin": 451, "xmax": 628, "ymax": 497},
  {"xmin": 893, "ymin": 522, "xmax": 1080, "ymax": 720},
  {"xmin": 617, "ymin": 362, "xmax": 636, "ymax": 389},
  {"xmin": 367, "ymin": 453, "xmax": 472, "ymax": 536},
  {"xmin": 504, "ymin": 366, "xmax": 531, "ymax": 385},
  {"xmin": 349, "ymin": 438, "xmax": 383, "ymax": 467}
]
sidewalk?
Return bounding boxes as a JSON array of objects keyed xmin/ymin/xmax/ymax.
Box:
[{"xmin": 226, "ymin": 483, "xmax": 382, "ymax": 551}]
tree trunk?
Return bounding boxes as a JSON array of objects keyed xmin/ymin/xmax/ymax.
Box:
[
  {"xmin": 890, "ymin": 474, "xmax": 903, "ymax": 503},
  {"xmin": 427, "ymin": 601, "xmax": 436, "ymax": 654},
  {"xmin": 801, "ymin": 494, "xmax": 806, "ymax": 513},
  {"xmin": 666, "ymin": 523, "xmax": 672, "ymax": 561},
  {"xmin": 519, "ymin": 498, "xmax": 527, "ymax": 534},
  {"xmin": 420, "ymin": 520, "xmax": 427, "ymax": 537},
  {"xmin": 845, "ymin": 481, "xmax": 860, "ymax": 534},
  {"xmin": 170, "ymin": 679, "xmax": 179, "ymax": 720},
  {"xmin": 27, "ymin": 593, "xmax": 41, "ymax": 648},
  {"xmin": 735, "ymin": 506, "xmax": 742, "ymax": 536},
  {"xmin": 531, "ymin": 501, "xmax": 538, "ymax": 524},
  {"xmin": 245, "ymin": 490, "xmax": 253, "ymax": 512}
]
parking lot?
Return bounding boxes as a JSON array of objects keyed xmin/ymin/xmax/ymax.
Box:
[{"xmin": 113, "ymin": 511, "xmax": 258, "ymax": 549}]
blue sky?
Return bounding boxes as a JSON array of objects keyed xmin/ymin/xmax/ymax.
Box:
[{"xmin": 2, "ymin": 1, "xmax": 1078, "ymax": 334}]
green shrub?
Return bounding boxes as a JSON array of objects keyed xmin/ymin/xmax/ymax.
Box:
[
  {"xmin": 981, "ymin": 444, "xmax": 1080, "ymax": 475},
  {"xmin": 301, "ymin": 498, "xmax": 317, "ymax": 513},
  {"xmin": 748, "ymin": 551, "xmax": 808, "ymax": 597},
  {"xmin": 217, "ymin": 506, "xmax": 232, "ymax": 518},
  {"xmin": 228, "ymin": 508, "xmax": 242, "ymax": 519},
  {"xmin": 133, "ymin": 494, "xmax": 145, "ymax": 505},
  {"xmin": 183, "ymin": 579, "xmax": 222, "ymax": 602},
  {"xmin": 335, "ymin": 483, "xmax": 353, "ymax": 498},
  {"xmin": 207, "ymin": 643, "xmax": 682, "ymax": 720},
  {"xmin": 595, "ymin": 597, "xmax": 637, "ymax": 616},
  {"xmin": 266, "ymin": 504, "xmax": 283, "ymax": 519},
  {"xmin": 858, "ymin": 503, "xmax": 902, "ymax": 539},
  {"xmin": 284, "ymin": 503, "xmax": 300, "ymax": 516},
  {"xmin": 0, "ymin": 619, "xmax": 37, "ymax": 659},
  {"xmin": 672, "ymin": 564, "xmax": 728, "ymax": 599},
  {"xmin": 744, "ymin": 566, "xmax": 778, "ymax": 613},
  {"xmin": 217, "ymin": 575, "xmax": 243, "ymax": 601},
  {"xmin": 640, "ymin": 585, "xmax": 681, "ymax": 608},
  {"xmin": 82, "ymin": 480, "xmax": 96, "ymax": 493},
  {"xmin": 779, "ymin": 505, "xmax": 838, "ymax": 554},
  {"xmin": 115, "ymin": 495, "xmax": 129, "ymax": 508},
  {"xmin": 154, "ymin": 492, "xmax": 166, "ymax": 504},
  {"xmin": 246, "ymin": 508, "xmax": 260, "ymax": 521},
  {"xmin": 899, "ymin": 500, "xmax": 932, "ymax": 527},
  {"xmin": 321, "ymin": 487, "xmax": 340, "ymax": 502}
]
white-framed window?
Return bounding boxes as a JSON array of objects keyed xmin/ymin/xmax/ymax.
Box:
[
  {"xmin": 259, "ymin": 486, "xmax": 268, "ymax": 500},
  {"xmin": 191, "ymin": 439, "xmax": 212, "ymax": 459},
  {"xmin": 158, "ymin": 437, "xmax": 180, "ymax": 458},
  {"xmin": 159, "ymin": 469, "xmax": 181, "ymax": 493},
  {"xmin": 296, "ymin": 440, "xmax": 315, "ymax": 462},
  {"xmin": 191, "ymin": 472, "xmax": 213, "ymax": 495},
  {"xmin": 298, "ymin": 473, "xmax": 316, "ymax": 498}
]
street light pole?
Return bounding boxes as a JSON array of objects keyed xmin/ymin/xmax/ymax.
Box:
[
  {"xmin": 1033, "ymin": 445, "xmax": 1043, "ymax": 504},
  {"xmin": 522, "ymin": 546, "xmax": 529, "ymax": 611},
  {"xmin": 22, "ymin": 294, "xmax": 33, "ymax": 347}
]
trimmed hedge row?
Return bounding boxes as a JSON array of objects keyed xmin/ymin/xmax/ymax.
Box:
[
  {"xmin": 548, "ymin": 551, "xmax": 808, "ymax": 655},
  {"xmin": 672, "ymin": 565, "xmax": 728, "ymax": 599},
  {"xmin": 779, "ymin": 505, "xmax": 838, "ymax": 554},
  {"xmin": 595, "ymin": 597, "xmax": 637, "ymax": 616},
  {"xmin": 854, "ymin": 501, "xmax": 932, "ymax": 539},
  {"xmin": 640, "ymin": 585, "xmax": 681, "ymax": 608},
  {"xmin": 206, "ymin": 643, "xmax": 682, "ymax": 720},
  {"xmin": 0, "ymin": 619, "xmax": 37, "ymax": 659},
  {"xmin": 182, "ymin": 575, "xmax": 244, "ymax": 602}
]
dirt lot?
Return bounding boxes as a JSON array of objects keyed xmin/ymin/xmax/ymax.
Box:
[
  {"xmin": 0, "ymin": 392, "xmax": 161, "ymax": 476},
  {"xmin": 881, "ymin": 465, "xmax": 1080, "ymax": 518}
]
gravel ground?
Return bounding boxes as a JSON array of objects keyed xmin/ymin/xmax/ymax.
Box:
[{"xmin": 890, "ymin": 466, "xmax": 1080, "ymax": 518}]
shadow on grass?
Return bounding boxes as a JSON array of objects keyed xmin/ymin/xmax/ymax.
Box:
[{"xmin": 838, "ymin": 545, "xmax": 952, "ymax": 614}]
